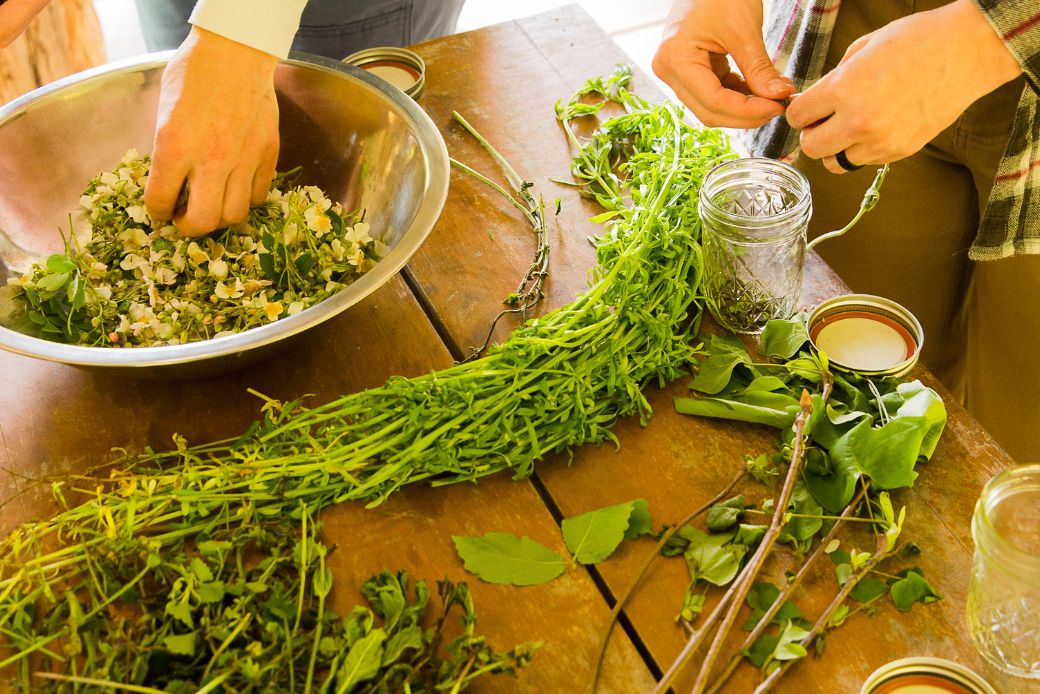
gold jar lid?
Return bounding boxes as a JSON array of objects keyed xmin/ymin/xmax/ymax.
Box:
[
  {"xmin": 342, "ymin": 47, "xmax": 426, "ymax": 100},
  {"xmin": 860, "ymin": 656, "xmax": 998, "ymax": 694},
  {"xmin": 807, "ymin": 293, "xmax": 923, "ymax": 378}
]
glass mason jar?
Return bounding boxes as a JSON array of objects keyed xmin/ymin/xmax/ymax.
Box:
[
  {"xmin": 966, "ymin": 464, "xmax": 1040, "ymax": 679},
  {"xmin": 698, "ymin": 158, "xmax": 811, "ymax": 334}
]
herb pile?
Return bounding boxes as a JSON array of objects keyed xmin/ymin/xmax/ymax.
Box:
[
  {"xmin": 1, "ymin": 150, "xmax": 382, "ymax": 347},
  {"xmin": 1, "ymin": 68, "xmax": 737, "ymax": 689},
  {"xmin": 12, "ymin": 505, "xmax": 532, "ymax": 692}
]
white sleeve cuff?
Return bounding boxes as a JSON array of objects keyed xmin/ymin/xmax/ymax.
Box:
[{"xmin": 189, "ymin": 0, "xmax": 307, "ymax": 59}]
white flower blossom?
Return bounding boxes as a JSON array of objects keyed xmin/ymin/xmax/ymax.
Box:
[
  {"xmin": 209, "ymin": 258, "xmax": 229, "ymax": 280},
  {"xmin": 345, "ymin": 221, "xmax": 372, "ymax": 246},
  {"xmin": 125, "ymin": 205, "xmax": 150, "ymax": 225},
  {"xmin": 304, "ymin": 207, "xmax": 332, "ymax": 235},
  {"xmin": 187, "ymin": 242, "xmax": 209, "ymax": 265}
]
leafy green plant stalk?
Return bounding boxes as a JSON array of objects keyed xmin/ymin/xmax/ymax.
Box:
[{"xmin": 0, "ymin": 69, "xmax": 735, "ymax": 682}]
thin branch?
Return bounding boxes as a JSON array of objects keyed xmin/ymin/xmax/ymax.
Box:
[
  {"xmin": 653, "ymin": 390, "xmax": 814, "ymax": 693},
  {"xmin": 589, "ymin": 467, "xmax": 748, "ymax": 693}
]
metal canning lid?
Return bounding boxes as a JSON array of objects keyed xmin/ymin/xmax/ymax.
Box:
[
  {"xmin": 860, "ymin": 657, "xmax": 998, "ymax": 694},
  {"xmin": 342, "ymin": 47, "xmax": 425, "ymax": 100},
  {"xmin": 807, "ymin": 293, "xmax": 923, "ymax": 378}
]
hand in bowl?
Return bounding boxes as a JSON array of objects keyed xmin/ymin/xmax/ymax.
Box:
[{"xmin": 144, "ymin": 27, "xmax": 281, "ymax": 237}]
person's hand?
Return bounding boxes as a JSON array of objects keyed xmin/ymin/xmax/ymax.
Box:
[
  {"xmin": 0, "ymin": 0, "xmax": 50, "ymax": 47},
  {"xmin": 144, "ymin": 27, "xmax": 280, "ymax": 237},
  {"xmin": 652, "ymin": 0, "xmax": 794, "ymax": 128},
  {"xmin": 786, "ymin": 0, "xmax": 1023, "ymax": 174}
]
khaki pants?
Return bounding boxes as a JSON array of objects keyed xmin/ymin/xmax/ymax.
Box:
[{"xmin": 796, "ymin": 0, "xmax": 1038, "ymax": 461}]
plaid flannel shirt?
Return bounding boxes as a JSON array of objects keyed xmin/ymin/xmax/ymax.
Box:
[{"xmin": 748, "ymin": 0, "xmax": 1040, "ymax": 260}]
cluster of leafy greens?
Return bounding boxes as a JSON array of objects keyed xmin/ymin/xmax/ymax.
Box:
[
  {"xmin": 648, "ymin": 316, "xmax": 947, "ymax": 691},
  {"xmin": 0, "ymin": 151, "xmax": 381, "ymax": 347},
  {"xmin": 0, "ymin": 69, "xmax": 738, "ymax": 689},
  {"xmin": 12, "ymin": 506, "xmax": 533, "ymax": 693}
]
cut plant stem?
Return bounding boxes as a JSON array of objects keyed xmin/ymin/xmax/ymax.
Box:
[
  {"xmin": 652, "ymin": 389, "xmax": 814, "ymax": 693},
  {"xmin": 450, "ymin": 111, "xmax": 552, "ymax": 361},
  {"xmin": 705, "ymin": 484, "xmax": 869, "ymax": 694},
  {"xmin": 753, "ymin": 533, "xmax": 891, "ymax": 693}
]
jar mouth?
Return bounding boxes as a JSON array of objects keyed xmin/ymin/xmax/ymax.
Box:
[
  {"xmin": 698, "ymin": 157, "xmax": 812, "ymax": 234},
  {"xmin": 972, "ymin": 464, "xmax": 1040, "ymax": 574}
]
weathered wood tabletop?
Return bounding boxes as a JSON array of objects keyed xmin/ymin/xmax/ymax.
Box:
[{"xmin": 0, "ymin": 5, "xmax": 1024, "ymax": 693}]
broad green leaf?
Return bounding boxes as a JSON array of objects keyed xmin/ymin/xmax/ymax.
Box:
[
  {"xmin": 743, "ymin": 582, "xmax": 805, "ymax": 631},
  {"xmin": 589, "ymin": 210, "xmax": 622, "ymax": 223},
  {"xmin": 737, "ymin": 376, "xmax": 792, "ymax": 395},
  {"xmin": 624, "ymin": 499, "xmax": 653, "ymax": 539},
  {"xmin": 894, "ymin": 381, "xmax": 947, "ymax": 460},
  {"xmin": 295, "ymin": 253, "xmax": 317, "ymax": 276},
  {"xmin": 741, "ymin": 390, "xmax": 802, "ymax": 412},
  {"xmin": 453, "ymin": 533, "xmax": 566, "ymax": 585},
  {"xmin": 706, "ymin": 496, "xmax": 745, "ymax": 532},
  {"xmin": 810, "ymin": 394, "xmax": 859, "ymax": 450},
  {"xmin": 683, "ymin": 529, "xmax": 744, "ymax": 586},
  {"xmin": 382, "ymin": 626, "xmax": 422, "ymax": 665},
  {"xmin": 744, "ymin": 633, "xmax": 778, "ymax": 668},
  {"xmin": 563, "ymin": 499, "xmax": 643, "ymax": 564},
  {"xmin": 772, "ymin": 621, "xmax": 810, "ymax": 662},
  {"xmin": 827, "ymin": 604, "xmax": 850, "ymax": 629},
  {"xmin": 197, "ymin": 581, "xmax": 225, "ymax": 604},
  {"xmin": 163, "ymin": 632, "xmax": 196, "ymax": 657},
  {"xmin": 165, "ymin": 601, "xmax": 194, "ymax": 628},
  {"xmin": 830, "ymin": 417, "xmax": 925, "ymax": 490},
  {"xmin": 197, "ymin": 540, "xmax": 232, "ymax": 557},
  {"xmin": 690, "ymin": 336, "xmax": 755, "ymax": 394},
  {"xmin": 190, "ymin": 557, "xmax": 214, "ymax": 583},
  {"xmin": 890, "ymin": 570, "xmax": 942, "ymax": 612},
  {"xmin": 258, "ymin": 252, "xmax": 276, "ymax": 279},
  {"xmin": 761, "ymin": 316, "xmax": 809, "ymax": 359},
  {"xmin": 339, "ymin": 628, "xmax": 386, "ymax": 690},
  {"xmin": 37, "ymin": 272, "xmax": 70, "ymax": 292},
  {"xmin": 849, "ymin": 576, "xmax": 889, "ymax": 603},
  {"xmin": 46, "ymin": 254, "xmax": 76, "ymax": 274},
  {"xmin": 734, "ymin": 524, "xmax": 766, "ymax": 547},
  {"xmin": 675, "ymin": 396, "xmax": 799, "ymax": 429},
  {"xmin": 782, "ymin": 481, "xmax": 822, "ymax": 543},
  {"xmin": 804, "ymin": 446, "xmax": 859, "ymax": 513}
]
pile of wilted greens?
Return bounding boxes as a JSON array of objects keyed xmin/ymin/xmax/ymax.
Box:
[{"xmin": 0, "ymin": 66, "xmax": 743, "ymax": 690}]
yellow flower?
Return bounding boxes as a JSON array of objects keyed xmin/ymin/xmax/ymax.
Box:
[{"xmin": 264, "ymin": 302, "xmax": 284, "ymax": 321}]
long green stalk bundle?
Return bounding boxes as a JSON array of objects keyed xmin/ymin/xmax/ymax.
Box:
[{"xmin": 0, "ymin": 67, "xmax": 736, "ymax": 688}]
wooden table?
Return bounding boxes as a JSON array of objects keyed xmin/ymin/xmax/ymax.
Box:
[{"xmin": 0, "ymin": 6, "xmax": 1023, "ymax": 692}]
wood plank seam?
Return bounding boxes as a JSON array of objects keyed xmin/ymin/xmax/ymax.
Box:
[{"xmin": 528, "ymin": 469, "xmax": 667, "ymax": 680}]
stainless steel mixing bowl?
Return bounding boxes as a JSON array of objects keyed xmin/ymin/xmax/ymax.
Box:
[{"xmin": 0, "ymin": 52, "xmax": 449, "ymax": 377}]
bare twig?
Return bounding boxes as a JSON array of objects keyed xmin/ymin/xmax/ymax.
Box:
[{"xmin": 589, "ymin": 467, "xmax": 747, "ymax": 693}]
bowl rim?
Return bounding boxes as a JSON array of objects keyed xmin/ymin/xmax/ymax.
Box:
[{"xmin": 0, "ymin": 51, "xmax": 450, "ymax": 369}]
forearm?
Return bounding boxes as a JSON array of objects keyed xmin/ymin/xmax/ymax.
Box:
[
  {"xmin": 189, "ymin": 0, "xmax": 308, "ymax": 59},
  {"xmin": 969, "ymin": 0, "xmax": 1035, "ymax": 91}
]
